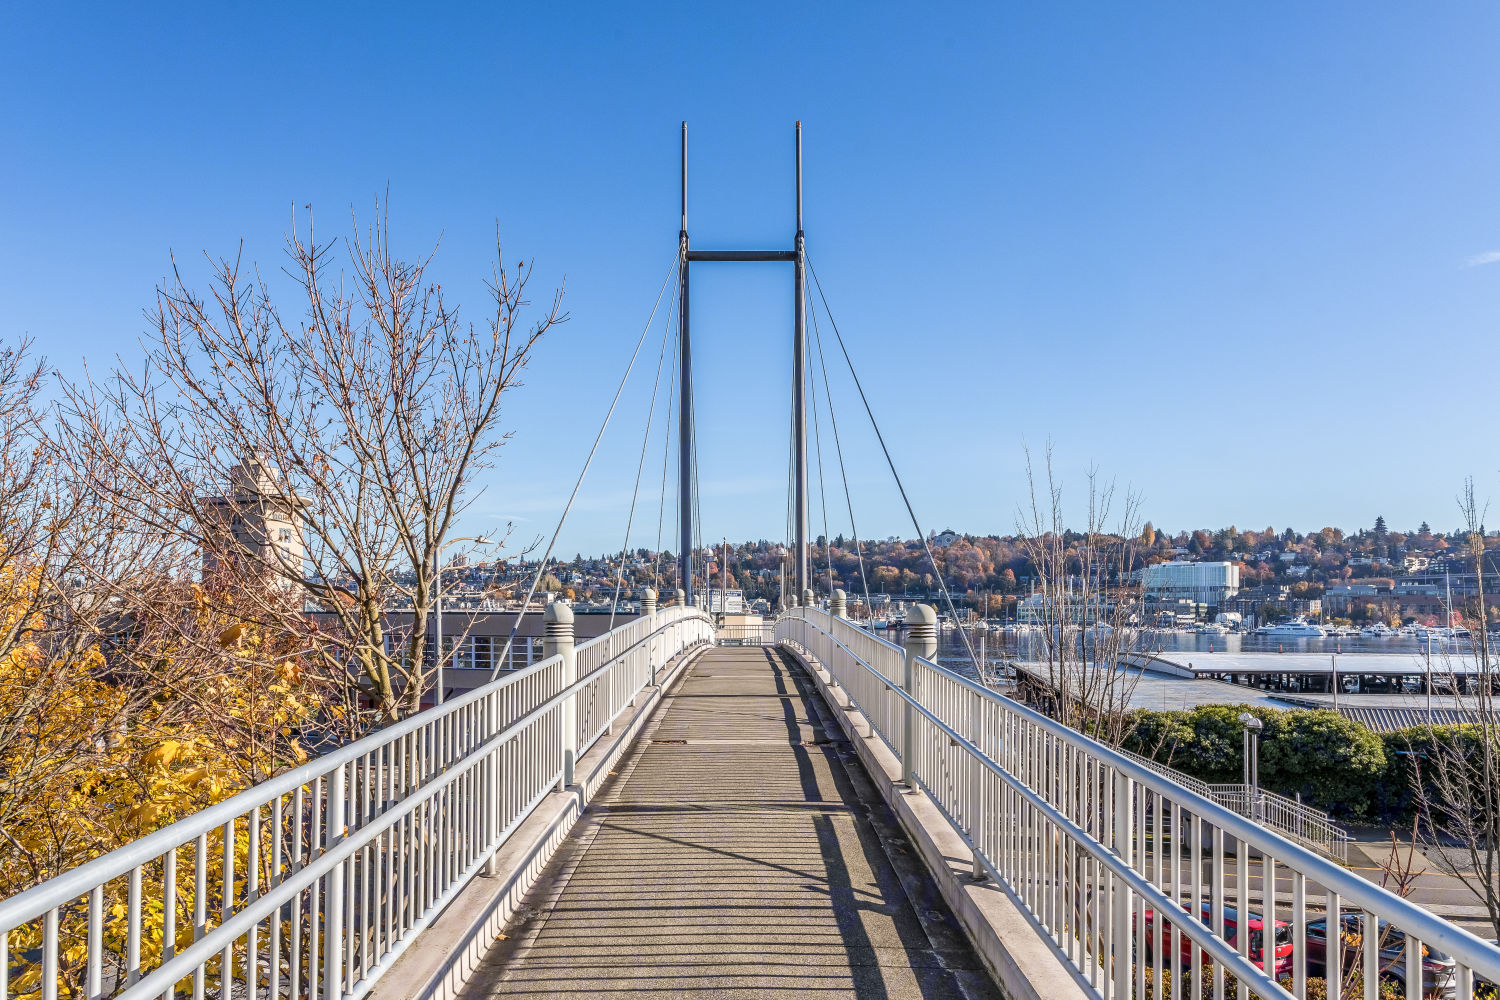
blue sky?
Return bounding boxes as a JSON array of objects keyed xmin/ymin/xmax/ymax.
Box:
[{"xmin": 4, "ymin": 3, "xmax": 1500, "ymax": 557}]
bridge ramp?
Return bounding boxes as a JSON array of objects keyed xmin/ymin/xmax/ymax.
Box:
[{"xmin": 460, "ymin": 645, "xmax": 1001, "ymax": 999}]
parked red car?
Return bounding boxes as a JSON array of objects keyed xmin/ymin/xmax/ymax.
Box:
[{"xmin": 1141, "ymin": 902, "xmax": 1294, "ymax": 977}]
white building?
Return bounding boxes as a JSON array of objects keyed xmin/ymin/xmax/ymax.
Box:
[{"xmin": 1142, "ymin": 561, "xmax": 1240, "ymax": 606}]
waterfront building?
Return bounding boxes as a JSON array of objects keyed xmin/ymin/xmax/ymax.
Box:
[{"xmin": 1142, "ymin": 560, "xmax": 1240, "ymax": 606}]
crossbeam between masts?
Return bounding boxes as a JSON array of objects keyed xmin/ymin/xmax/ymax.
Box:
[{"xmin": 676, "ymin": 122, "xmax": 808, "ymax": 608}]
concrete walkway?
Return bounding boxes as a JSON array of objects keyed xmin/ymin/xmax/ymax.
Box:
[{"xmin": 460, "ymin": 646, "xmax": 1002, "ymax": 999}]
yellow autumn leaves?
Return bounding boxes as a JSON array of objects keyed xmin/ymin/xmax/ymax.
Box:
[{"xmin": 0, "ymin": 562, "xmax": 324, "ymax": 1000}]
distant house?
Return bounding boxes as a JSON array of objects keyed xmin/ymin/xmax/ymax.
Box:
[{"xmin": 932, "ymin": 529, "xmax": 960, "ymax": 547}]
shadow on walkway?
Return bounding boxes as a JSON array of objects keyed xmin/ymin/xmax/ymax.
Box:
[{"xmin": 459, "ymin": 646, "xmax": 1001, "ymax": 999}]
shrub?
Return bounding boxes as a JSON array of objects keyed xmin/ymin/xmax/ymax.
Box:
[{"xmin": 1125, "ymin": 704, "xmax": 1388, "ymax": 819}]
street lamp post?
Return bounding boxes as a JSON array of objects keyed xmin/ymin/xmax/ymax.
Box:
[
  {"xmin": 1239, "ymin": 711, "xmax": 1263, "ymax": 822},
  {"xmin": 434, "ymin": 535, "xmax": 494, "ymax": 706}
]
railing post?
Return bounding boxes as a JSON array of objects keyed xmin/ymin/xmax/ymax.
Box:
[
  {"xmin": 641, "ymin": 588, "xmax": 658, "ymax": 688},
  {"xmin": 324, "ymin": 763, "xmax": 346, "ymax": 1000},
  {"xmin": 968, "ymin": 689, "xmax": 986, "ymax": 880},
  {"xmin": 830, "ymin": 588, "xmax": 846, "ymax": 619},
  {"xmin": 546, "ymin": 603, "xmax": 577, "ymax": 789},
  {"xmin": 802, "ymin": 587, "xmax": 814, "ymax": 609},
  {"xmin": 675, "ymin": 588, "xmax": 686, "ymax": 609},
  {"xmin": 902, "ymin": 604, "xmax": 936, "ymax": 789},
  {"xmin": 1112, "ymin": 767, "xmax": 1133, "ymax": 1000}
]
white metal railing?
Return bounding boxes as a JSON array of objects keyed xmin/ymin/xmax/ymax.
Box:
[
  {"xmin": 712, "ymin": 622, "xmax": 775, "ymax": 646},
  {"xmin": 1119, "ymin": 750, "xmax": 1351, "ymax": 863},
  {"xmin": 0, "ymin": 606, "xmax": 712, "ymax": 1000},
  {"xmin": 777, "ymin": 608, "xmax": 1500, "ymax": 1000},
  {"xmin": 1206, "ymin": 786, "xmax": 1351, "ymax": 865}
]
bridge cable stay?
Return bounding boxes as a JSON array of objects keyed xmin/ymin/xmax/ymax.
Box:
[
  {"xmin": 804, "ymin": 307, "xmax": 836, "ymax": 598},
  {"xmin": 661, "ymin": 301, "xmax": 684, "ymax": 593},
  {"xmin": 607, "ymin": 277, "xmax": 680, "ymax": 630},
  {"xmin": 805, "ymin": 253, "xmax": 984, "ymax": 674},
  {"xmin": 651, "ymin": 316, "xmax": 680, "ymax": 591},
  {"xmin": 487, "ymin": 254, "xmax": 680, "ymax": 680},
  {"xmin": 806, "ymin": 290, "xmax": 873, "ymax": 616}
]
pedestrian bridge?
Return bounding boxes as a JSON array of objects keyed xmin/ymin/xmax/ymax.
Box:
[{"xmin": 7, "ymin": 604, "xmax": 1500, "ymax": 1000}]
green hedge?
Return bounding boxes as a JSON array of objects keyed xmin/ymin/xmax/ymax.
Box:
[{"xmin": 1121, "ymin": 705, "xmax": 1469, "ymax": 822}]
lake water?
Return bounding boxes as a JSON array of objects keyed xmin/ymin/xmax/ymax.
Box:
[{"xmin": 919, "ymin": 627, "xmax": 1473, "ymax": 682}]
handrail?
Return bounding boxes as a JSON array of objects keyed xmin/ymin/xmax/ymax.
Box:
[
  {"xmin": 0, "ymin": 647, "xmax": 557, "ymax": 930},
  {"xmin": 1, "ymin": 606, "xmax": 714, "ymax": 1000},
  {"xmin": 883, "ymin": 651, "xmax": 1288, "ymax": 999},
  {"xmin": 777, "ymin": 608, "xmax": 1500, "ymax": 1000},
  {"xmin": 1119, "ymin": 748, "xmax": 1350, "ymax": 861},
  {"xmin": 108, "ymin": 636, "xmax": 648, "ymax": 1000}
]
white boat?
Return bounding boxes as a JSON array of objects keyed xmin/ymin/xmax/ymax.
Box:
[
  {"xmin": 1360, "ymin": 622, "xmax": 1393, "ymax": 637},
  {"xmin": 1256, "ymin": 618, "xmax": 1326, "ymax": 638}
]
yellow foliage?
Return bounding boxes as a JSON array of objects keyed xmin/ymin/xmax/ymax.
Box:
[{"xmin": 0, "ymin": 565, "xmax": 325, "ymax": 1000}]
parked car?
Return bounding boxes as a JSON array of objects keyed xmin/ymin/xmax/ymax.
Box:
[
  {"xmin": 1305, "ymin": 913, "xmax": 1456, "ymax": 999},
  {"xmin": 1140, "ymin": 902, "xmax": 1294, "ymax": 977}
]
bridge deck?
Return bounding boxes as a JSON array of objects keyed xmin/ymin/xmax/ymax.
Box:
[{"xmin": 461, "ymin": 645, "xmax": 1001, "ymax": 999}]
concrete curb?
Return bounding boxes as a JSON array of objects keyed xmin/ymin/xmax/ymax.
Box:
[
  {"xmin": 782, "ymin": 640, "xmax": 1095, "ymax": 1000},
  {"xmin": 369, "ymin": 641, "xmax": 711, "ymax": 1000}
]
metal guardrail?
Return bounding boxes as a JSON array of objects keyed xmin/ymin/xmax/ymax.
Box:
[
  {"xmin": 777, "ymin": 608, "xmax": 1500, "ymax": 1000},
  {"xmin": 1118, "ymin": 750, "xmax": 1351, "ymax": 863},
  {"xmin": 712, "ymin": 622, "xmax": 775, "ymax": 646},
  {"xmin": 0, "ymin": 606, "xmax": 713, "ymax": 1000}
]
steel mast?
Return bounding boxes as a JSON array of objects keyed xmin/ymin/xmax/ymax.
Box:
[{"xmin": 677, "ymin": 122, "xmax": 694, "ymax": 603}]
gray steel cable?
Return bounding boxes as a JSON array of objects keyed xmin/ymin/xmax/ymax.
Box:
[
  {"xmin": 489, "ymin": 255, "xmax": 679, "ymax": 679},
  {"xmin": 806, "ymin": 253, "xmax": 982, "ymax": 672},
  {"xmin": 807, "ymin": 293, "xmax": 872, "ymax": 616},
  {"xmin": 652, "ymin": 321, "xmax": 680, "ymax": 590},
  {"xmin": 806, "ymin": 314, "xmax": 835, "ymax": 599},
  {"xmin": 609, "ymin": 283, "xmax": 678, "ymax": 630}
]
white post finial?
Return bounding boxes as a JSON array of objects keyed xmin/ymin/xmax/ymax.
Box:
[
  {"xmin": 900, "ymin": 604, "xmax": 938, "ymax": 787},
  {"xmin": 545, "ymin": 603, "xmax": 578, "ymax": 787}
]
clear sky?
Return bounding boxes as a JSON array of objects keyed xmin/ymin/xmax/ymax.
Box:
[{"xmin": 4, "ymin": 3, "xmax": 1499, "ymax": 558}]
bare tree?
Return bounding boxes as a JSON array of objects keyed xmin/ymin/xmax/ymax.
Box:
[
  {"xmin": 1411, "ymin": 478, "xmax": 1500, "ymax": 937},
  {"xmin": 57, "ymin": 206, "xmax": 562, "ymax": 725},
  {"xmin": 1013, "ymin": 443, "xmax": 1153, "ymax": 747},
  {"xmin": 0, "ymin": 338, "xmax": 286, "ymax": 877}
]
